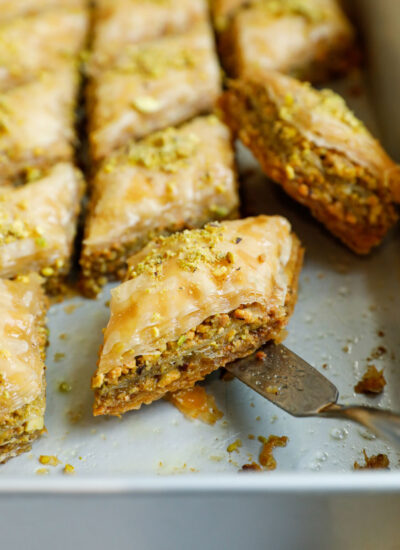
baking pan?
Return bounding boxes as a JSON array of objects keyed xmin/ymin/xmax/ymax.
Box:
[{"xmin": 1, "ymin": 1, "xmax": 400, "ymax": 548}]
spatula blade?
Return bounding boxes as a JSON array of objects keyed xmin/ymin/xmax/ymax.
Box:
[{"xmin": 225, "ymin": 342, "xmax": 339, "ymax": 417}]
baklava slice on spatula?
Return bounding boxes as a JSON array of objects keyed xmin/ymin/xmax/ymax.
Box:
[{"xmin": 92, "ymin": 216, "xmax": 303, "ymax": 416}]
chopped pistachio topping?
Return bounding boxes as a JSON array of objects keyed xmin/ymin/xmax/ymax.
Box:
[
  {"xmin": 318, "ymin": 89, "xmax": 367, "ymax": 132},
  {"xmin": 278, "ymin": 84, "xmax": 367, "ymax": 134},
  {"xmin": 25, "ymin": 166, "xmax": 42, "ymax": 183},
  {"xmin": 128, "ymin": 223, "xmax": 229, "ymax": 280},
  {"xmin": 209, "ymin": 204, "xmax": 229, "ymax": 218},
  {"xmin": 0, "ymin": 207, "xmax": 32, "ymax": 244},
  {"xmin": 63, "ymin": 464, "xmax": 75, "ymax": 475},
  {"xmin": 35, "ymin": 236, "xmax": 47, "ymax": 248},
  {"xmin": 177, "ymin": 334, "xmax": 187, "ymax": 347},
  {"xmin": 59, "ymin": 381, "xmax": 72, "ymax": 393},
  {"xmin": 227, "ymin": 439, "xmax": 242, "ymax": 453},
  {"xmin": 126, "ymin": 128, "xmax": 199, "ymax": 173},
  {"xmin": 116, "ymin": 44, "xmax": 196, "ymax": 78},
  {"xmin": 132, "ymin": 96, "xmax": 161, "ymax": 114},
  {"xmin": 41, "ymin": 267, "xmax": 54, "ymax": 277}
]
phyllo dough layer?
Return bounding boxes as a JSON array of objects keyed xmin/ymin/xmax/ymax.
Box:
[
  {"xmin": 0, "ymin": 274, "xmax": 48, "ymax": 464},
  {"xmin": 0, "ymin": 6, "xmax": 88, "ymax": 91},
  {"xmin": 216, "ymin": 0, "xmax": 357, "ymax": 83},
  {"xmin": 0, "ymin": 162, "xmax": 84, "ymax": 293},
  {"xmin": 91, "ymin": 0, "xmax": 208, "ymax": 70},
  {"xmin": 220, "ymin": 73, "xmax": 400, "ymax": 254},
  {"xmin": 80, "ymin": 115, "xmax": 239, "ymax": 296},
  {"xmin": 0, "ymin": 0, "xmax": 85, "ymax": 22},
  {"xmin": 88, "ymin": 21, "xmax": 221, "ymax": 161},
  {"xmin": 0, "ymin": 63, "xmax": 80, "ymax": 182},
  {"xmin": 92, "ymin": 216, "xmax": 303, "ymax": 415}
]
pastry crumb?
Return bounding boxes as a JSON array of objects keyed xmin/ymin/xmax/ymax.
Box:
[
  {"xmin": 354, "ymin": 449, "xmax": 389, "ymax": 470},
  {"xmin": 67, "ymin": 407, "xmax": 83, "ymax": 424},
  {"xmin": 59, "ymin": 381, "xmax": 72, "ymax": 393},
  {"xmin": 256, "ymin": 351, "xmax": 266, "ymax": 361},
  {"xmin": 354, "ymin": 365, "xmax": 386, "ymax": 394},
  {"xmin": 36, "ymin": 468, "xmax": 49, "ymax": 475},
  {"xmin": 39, "ymin": 455, "xmax": 60, "ymax": 467},
  {"xmin": 241, "ymin": 462, "xmax": 262, "ymax": 472},
  {"xmin": 259, "ymin": 435, "xmax": 288, "ymax": 470},
  {"xmin": 227, "ymin": 439, "xmax": 242, "ymax": 453},
  {"xmin": 63, "ymin": 304, "xmax": 79, "ymax": 315},
  {"xmin": 166, "ymin": 386, "xmax": 223, "ymax": 425},
  {"xmin": 63, "ymin": 464, "xmax": 75, "ymax": 475}
]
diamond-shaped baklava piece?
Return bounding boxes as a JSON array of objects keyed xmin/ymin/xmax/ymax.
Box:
[
  {"xmin": 87, "ymin": 21, "xmax": 221, "ymax": 162},
  {"xmin": 0, "ymin": 6, "xmax": 88, "ymax": 90},
  {"xmin": 0, "ymin": 63, "xmax": 79, "ymax": 182},
  {"xmin": 220, "ymin": 73, "xmax": 400, "ymax": 254},
  {"xmin": 0, "ymin": 162, "xmax": 84, "ymax": 293},
  {"xmin": 217, "ymin": 0, "xmax": 357, "ymax": 82},
  {"xmin": 80, "ymin": 115, "xmax": 239, "ymax": 296},
  {"xmin": 92, "ymin": 216, "xmax": 303, "ymax": 416}
]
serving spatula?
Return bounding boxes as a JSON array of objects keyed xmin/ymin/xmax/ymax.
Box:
[{"xmin": 225, "ymin": 342, "xmax": 400, "ymax": 448}]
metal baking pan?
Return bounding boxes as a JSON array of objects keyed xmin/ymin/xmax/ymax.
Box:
[{"xmin": 1, "ymin": 1, "xmax": 400, "ymax": 548}]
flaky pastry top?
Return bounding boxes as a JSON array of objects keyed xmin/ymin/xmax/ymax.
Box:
[
  {"xmin": 0, "ymin": 274, "xmax": 47, "ymax": 416},
  {"xmin": 97, "ymin": 216, "xmax": 296, "ymax": 375}
]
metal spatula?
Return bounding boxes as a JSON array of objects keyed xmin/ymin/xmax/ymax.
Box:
[{"xmin": 225, "ymin": 342, "xmax": 400, "ymax": 448}]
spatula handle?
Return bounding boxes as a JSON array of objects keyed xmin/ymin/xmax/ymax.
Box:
[{"xmin": 320, "ymin": 404, "xmax": 400, "ymax": 449}]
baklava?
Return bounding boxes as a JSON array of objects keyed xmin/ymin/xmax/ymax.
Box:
[
  {"xmin": 0, "ymin": 63, "xmax": 79, "ymax": 182},
  {"xmin": 216, "ymin": 0, "xmax": 357, "ymax": 82},
  {"xmin": 0, "ymin": 274, "xmax": 48, "ymax": 464},
  {"xmin": 92, "ymin": 215, "xmax": 303, "ymax": 415},
  {"xmin": 220, "ymin": 73, "xmax": 400, "ymax": 254},
  {"xmin": 0, "ymin": 0, "xmax": 86, "ymax": 22},
  {"xmin": 91, "ymin": 0, "xmax": 208, "ymax": 71},
  {"xmin": 87, "ymin": 21, "xmax": 221, "ymax": 162},
  {"xmin": 80, "ymin": 115, "xmax": 238, "ymax": 296},
  {"xmin": 0, "ymin": 6, "xmax": 88, "ymax": 91},
  {"xmin": 0, "ymin": 162, "xmax": 84, "ymax": 293}
]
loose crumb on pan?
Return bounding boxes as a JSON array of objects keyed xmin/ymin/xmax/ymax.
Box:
[
  {"xmin": 241, "ymin": 462, "xmax": 262, "ymax": 472},
  {"xmin": 58, "ymin": 381, "xmax": 72, "ymax": 393},
  {"xmin": 354, "ymin": 365, "xmax": 386, "ymax": 394},
  {"xmin": 63, "ymin": 303, "xmax": 79, "ymax": 315},
  {"xmin": 39, "ymin": 455, "xmax": 60, "ymax": 467},
  {"xmin": 368, "ymin": 346, "xmax": 387, "ymax": 360},
  {"xmin": 63, "ymin": 464, "xmax": 75, "ymax": 475},
  {"xmin": 227, "ymin": 439, "xmax": 242, "ymax": 453},
  {"xmin": 258, "ymin": 435, "xmax": 288, "ymax": 470},
  {"xmin": 354, "ymin": 449, "xmax": 390, "ymax": 470},
  {"xmin": 36, "ymin": 468, "xmax": 49, "ymax": 475},
  {"xmin": 166, "ymin": 386, "xmax": 223, "ymax": 425}
]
